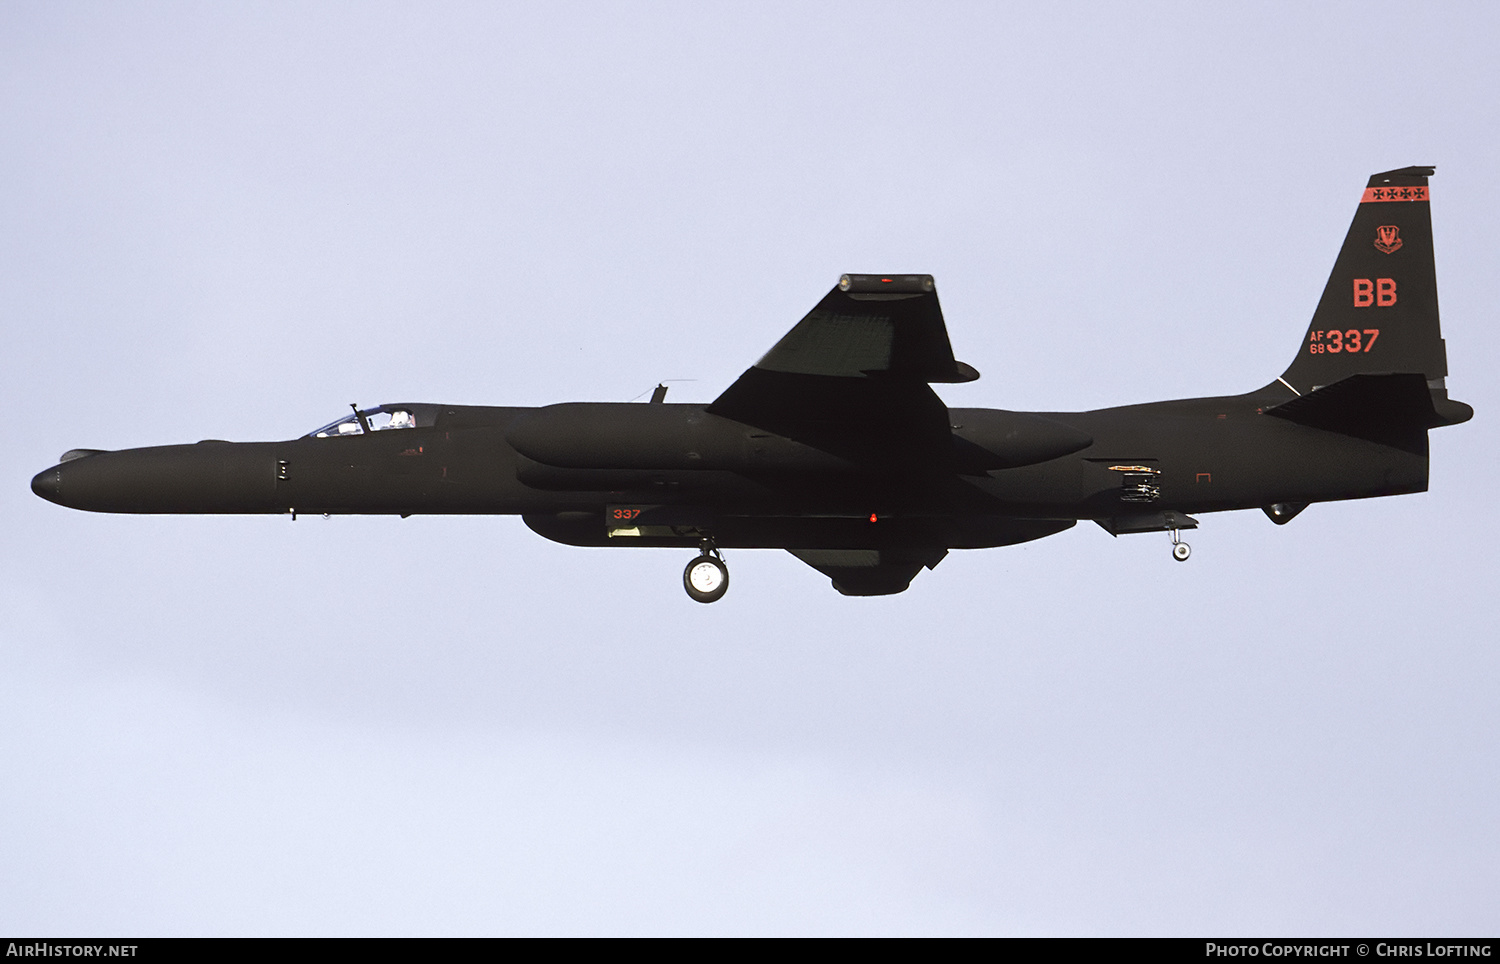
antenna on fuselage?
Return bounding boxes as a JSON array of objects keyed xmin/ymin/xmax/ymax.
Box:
[{"xmin": 629, "ymin": 379, "xmax": 696, "ymax": 403}]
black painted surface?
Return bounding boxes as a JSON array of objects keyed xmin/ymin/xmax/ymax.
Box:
[{"xmin": 31, "ymin": 169, "xmax": 1472, "ymax": 596}]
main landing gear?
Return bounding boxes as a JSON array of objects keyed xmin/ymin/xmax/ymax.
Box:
[
  {"xmin": 1170, "ymin": 527, "xmax": 1192, "ymax": 562},
  {"xmin": 683, "ymin": 538, "xmax": 729, "ymax": 603}
]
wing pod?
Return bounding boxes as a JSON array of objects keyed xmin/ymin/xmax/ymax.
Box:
[{"xmin": 505, "ymin": 403, "xmax": 856, "ymax": 474}]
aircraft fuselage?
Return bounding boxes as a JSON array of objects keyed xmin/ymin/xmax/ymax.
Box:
[{"xmin": 30, "ymin": 391, "xmax": 1427, "ymax": 540}]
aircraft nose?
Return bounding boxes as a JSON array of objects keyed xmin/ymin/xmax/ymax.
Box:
[{"xmin": 31, "ymin": 466, "xmax": 62, "ymax": 503}]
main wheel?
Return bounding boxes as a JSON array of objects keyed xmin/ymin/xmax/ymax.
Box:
[
  {"xmin": 683, "ymin": 554, "xmax": 729, "ymax": 603},
  {"xmin": 1172, "ymin": 542, "xmax": 1192, "ymax": 562}
]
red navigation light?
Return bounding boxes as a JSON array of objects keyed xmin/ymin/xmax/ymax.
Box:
[{"xmin": 869, "ymin": 513, "xmax": 878, "ymax": 522}]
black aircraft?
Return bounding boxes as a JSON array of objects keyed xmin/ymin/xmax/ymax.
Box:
[{"xmin": 32, "ymin": 167, "xmax": 1472, "ymax": 601}]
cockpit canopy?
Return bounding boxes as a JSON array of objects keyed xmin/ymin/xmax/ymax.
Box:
[{"xmin": 306, "ymin": 403, "xmax": 439, "ymax": 439}]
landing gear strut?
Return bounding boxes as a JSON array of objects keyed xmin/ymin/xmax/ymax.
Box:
[
  {"xmin": 1170, "ymin": 528, "xmax": 1192, "ymax": 562},
  {"xmin": 683, "ymin": 538, "xmax": 729, "ymax": 603}
]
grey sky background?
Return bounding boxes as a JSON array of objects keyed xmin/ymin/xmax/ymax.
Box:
[{"xmin": 3, "ymin": 1, "xmax": 1497, "ymax": 935}]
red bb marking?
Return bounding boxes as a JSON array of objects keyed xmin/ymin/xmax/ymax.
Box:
[{"xmin": 1352, "ymin": 278, "xmax": 1397, "ymax": 307}]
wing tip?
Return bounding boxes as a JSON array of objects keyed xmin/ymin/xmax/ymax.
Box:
[{"xmin": 839, "ymin": 273, "xmax": 934, "ymax": 294}]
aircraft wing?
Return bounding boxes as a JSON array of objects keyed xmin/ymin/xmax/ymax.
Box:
[{"xmin": 706, "ymin": 274, "xmax": 978, "ymax": 462}]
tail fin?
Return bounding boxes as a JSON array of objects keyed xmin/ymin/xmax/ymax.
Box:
[{"xmin": 1277, "ymin": 167, "xmax": 1466, "ymax": 423}]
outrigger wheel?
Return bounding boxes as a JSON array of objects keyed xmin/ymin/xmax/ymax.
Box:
[
  {"xmin": 1170, "ymin": 528, "xmax": 1192, "ymax": 562},
  {"xmin": 683, "ymin": 541, "xmax": 729, "ymax": 603}
]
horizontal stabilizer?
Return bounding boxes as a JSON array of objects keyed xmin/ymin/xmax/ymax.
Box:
[{"xmin": 1263, "ymin": 372, "xmax": 1455, "ymax": 454}]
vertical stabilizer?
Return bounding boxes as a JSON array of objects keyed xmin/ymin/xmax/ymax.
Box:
[{"xmin": 1278, "ymin": 167, "xmax": 1447, "ymax": 395}]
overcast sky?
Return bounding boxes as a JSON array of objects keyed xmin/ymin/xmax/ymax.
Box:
[{"xmin": 3, "ymin": 1, "xmax": 1498, "ymax": 936}]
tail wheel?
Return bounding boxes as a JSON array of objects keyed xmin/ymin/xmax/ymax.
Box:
[{"xmin": 684, "ymin": 554, "xmax": 729, "ymax": 603}]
